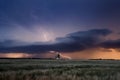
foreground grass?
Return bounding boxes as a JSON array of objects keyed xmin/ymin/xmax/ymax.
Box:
[{"xmin": 0, "ymin": 59, "xmax": 120, "ymax": 80}]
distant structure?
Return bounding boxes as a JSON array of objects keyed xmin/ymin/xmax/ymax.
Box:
[
  {"xmin": 49, "ymin": 51, "xmax": 72, "ymax": 60},
  {"xmin": 55, "ymin": 52, "xmax": 61, "ymax": 59}
]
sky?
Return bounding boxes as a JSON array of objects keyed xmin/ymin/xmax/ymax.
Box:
[{"xmin": 0, "ymin": 0, "xmax": 120, "ymax": 59}]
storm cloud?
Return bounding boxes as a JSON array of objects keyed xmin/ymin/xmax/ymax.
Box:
[
  {"xmin": 100, "ymin": 39, "xmax": 120, "ymax": 49},
  {"xmin": 0, "ymin": 29, "xmax": 114, "ymax": 54}
]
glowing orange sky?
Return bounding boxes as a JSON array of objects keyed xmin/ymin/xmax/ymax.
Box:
[
  {"xmin": 0, "ymin": 48, "xmax": 120, "ymax": 59},
  {"xmin": 63, "ymin": 48, "xmax": 120, "ymax": 59},
  {"xmin": 0, "ymin": 53, "xmax": 32, "ymax": 58}
]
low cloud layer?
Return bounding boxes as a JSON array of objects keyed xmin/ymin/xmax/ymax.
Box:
[
  {"xmin": 100, "ymin": 39, "xmax": 120, "ymax": 49},
  {"xmin": 1, "ymin": 29, "xmax": 119, "ymax": 54}
]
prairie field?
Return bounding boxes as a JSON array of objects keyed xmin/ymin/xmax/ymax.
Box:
[{"xmin": 0, "ymin": 59, "xmax": 120, "ymax": 80}]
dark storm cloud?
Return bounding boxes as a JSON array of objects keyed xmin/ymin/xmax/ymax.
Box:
[
  {"xmin": 100, "ymin": 39, "xmax": 120, "ymax": 49},
  {"xmin": 54, "ymin": 29, "xmax": 112, "ymax": 52},
  {"xmin": 0, "ymin": 29, "xmax": 112, "ymax": 53}
]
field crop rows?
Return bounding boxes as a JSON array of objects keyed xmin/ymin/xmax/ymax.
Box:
[{"xmin": 0, "ymin": 59, "xmax": 120, "ymax": 80}]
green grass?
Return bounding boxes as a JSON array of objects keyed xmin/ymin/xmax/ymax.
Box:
[{"xmin": 0, "ymin": 59, "xmax": 120, "ymax": 80}]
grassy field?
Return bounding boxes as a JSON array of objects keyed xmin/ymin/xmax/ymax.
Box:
[{"xmin": 0, "ymin": 59, "xmax": 120, "ymax": 80}]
